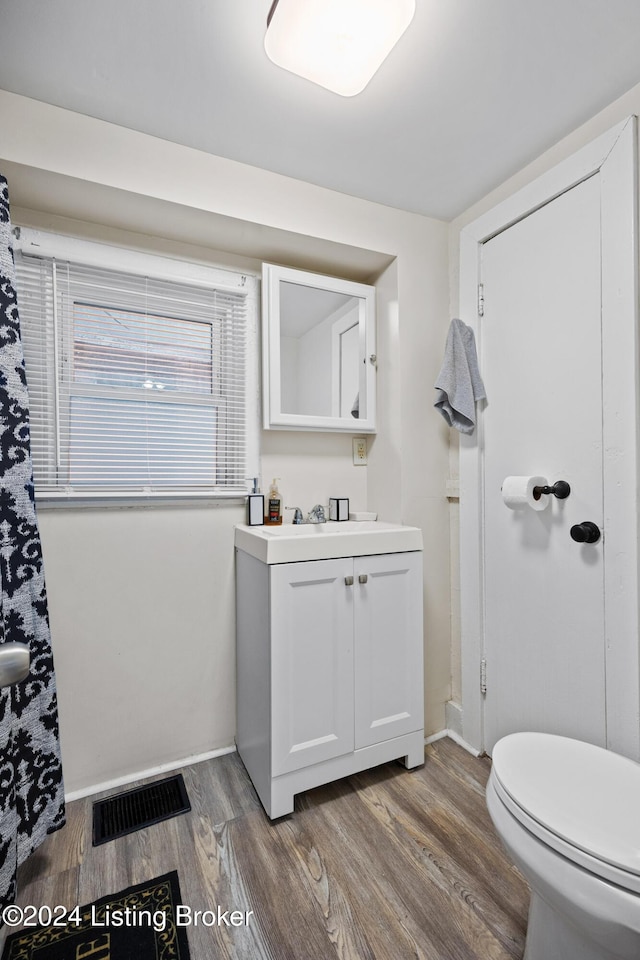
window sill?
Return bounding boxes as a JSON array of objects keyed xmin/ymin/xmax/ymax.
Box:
[{"xmin": 35, "ymin": 491, "xmax": 247, "ymax": 510}]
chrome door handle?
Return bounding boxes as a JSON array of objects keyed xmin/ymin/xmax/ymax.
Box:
[
  {"xmin": 358, "ymin": 574, "xmax": 368, "ymax": 584},
  {"xmin": 0, "ymin": 643, "xmax": 30, "ymax": 689},
  {"xmin": 344, "ymin": 576, "xmax": 354, "ymax": 586}
]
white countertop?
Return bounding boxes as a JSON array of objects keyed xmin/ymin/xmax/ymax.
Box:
[{"xmin": 235, "ymin": 520, "xmax": 423, "ymax": 564}]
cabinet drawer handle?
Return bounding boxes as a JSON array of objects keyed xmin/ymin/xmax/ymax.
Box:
[
  {"xmin": 358, "ymin": 574, "xmax": 368, "ymax": 584},
  {"xmin": 344, "ymin": 576, "xmax": 354, "ymax": 586}
]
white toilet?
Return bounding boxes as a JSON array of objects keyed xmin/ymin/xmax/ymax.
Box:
[{"xmin": 486, "ymin": 732, "xmax": 640, "ymax": 960}]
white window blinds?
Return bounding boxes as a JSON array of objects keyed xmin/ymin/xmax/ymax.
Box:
[{"xmin": 14, "ymin": 244, "xmax": 255, "ymax": 500}]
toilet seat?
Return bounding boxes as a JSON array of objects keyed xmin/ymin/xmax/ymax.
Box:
[{"xmin": 490, "ymin": 732, "xmax": 640, "ymax": 894}]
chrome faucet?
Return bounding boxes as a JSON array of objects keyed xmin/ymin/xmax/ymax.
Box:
[
  {"xmin": 285, "ymin": 504, "xmax": 326, "ymax": 524},
  {"xmin": 305, "ymin": 504, "xmax": 326, "ymax": 524}
]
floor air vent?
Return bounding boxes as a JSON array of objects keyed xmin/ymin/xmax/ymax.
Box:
[{"xmin": 92, "ymin": 773, "xmax": 191, "ymax": 846}]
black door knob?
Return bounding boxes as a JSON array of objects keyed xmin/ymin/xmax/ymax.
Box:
[{"xmin": 570, "ymin": 521, "xmax": 601, "ymax": 544}]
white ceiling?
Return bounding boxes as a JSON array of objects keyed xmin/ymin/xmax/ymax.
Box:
[{"xmin": 1, "ymin": 0, "xmax": 640, "ymax": 221}]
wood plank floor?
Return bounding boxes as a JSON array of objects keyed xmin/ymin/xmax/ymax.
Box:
[{"xmin": 3, "ymin": 738, "xmax": 529, "ymax": 959}]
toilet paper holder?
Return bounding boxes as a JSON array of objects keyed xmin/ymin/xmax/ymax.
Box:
[{"xmin": 532, "ymin": 480, "xmax": 571, "ymax": 501}]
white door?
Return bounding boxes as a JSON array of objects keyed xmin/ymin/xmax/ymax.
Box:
[
  {"xmin": 270, "ymin": 558, "xmax": 354, "ymax": 775},
  {"xmin": 354, "ymin": 552, "xmax": 423, "ymax": 748},
  {"xmin": 481, "ymin": 175, "xmax": 607, "ymax": 753},
  {"xmin": 460, "ymin": 118, "xmax": 639, "ymax": 761}
]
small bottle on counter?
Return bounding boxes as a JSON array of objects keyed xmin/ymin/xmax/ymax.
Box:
[{"xmin": 266, "ymin": 477, "xmax": 283, "ymax": 525}]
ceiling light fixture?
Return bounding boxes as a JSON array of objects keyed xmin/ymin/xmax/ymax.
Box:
[{"xmin": 264, "ymin": 0, "xmax": 416, "ymax": 98}]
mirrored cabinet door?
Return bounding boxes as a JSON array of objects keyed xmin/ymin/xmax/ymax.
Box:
[{"xmin": 262, "ymin": 264, "xmax": 376, "ymax": 432}]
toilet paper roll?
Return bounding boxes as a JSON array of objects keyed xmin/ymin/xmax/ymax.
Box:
[{"xmin": 501, "ymin": 476, "xmax": 549, "ymax": 511}]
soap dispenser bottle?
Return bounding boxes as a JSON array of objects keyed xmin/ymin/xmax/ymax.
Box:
[
  {"xmin": 267, "ymin": 477, "xmax": 282, "ymax": 525},
  {"xmin": 246, "ymin": 478, "xmax": 264, "ymax": 526}
]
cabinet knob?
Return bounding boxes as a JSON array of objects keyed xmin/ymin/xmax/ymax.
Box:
[
  {"xmin": 358, "ymin": 574, "xmax": 368, "ymax": 584},
  {"xmin": 344, "ymin": 576, "xmax": 354, "ymax": 586}
]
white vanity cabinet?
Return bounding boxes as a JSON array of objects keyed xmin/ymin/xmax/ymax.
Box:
[{"xmin": 235, "ymin": 544, "xmax": 424, "ymax": 819}]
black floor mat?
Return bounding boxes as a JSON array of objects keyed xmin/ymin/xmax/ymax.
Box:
[{"xmin": 1, "ymin": 871, "xmax": 190, "ymax": 958}]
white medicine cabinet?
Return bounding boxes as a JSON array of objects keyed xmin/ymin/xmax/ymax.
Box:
[{"xmin": 262, "ymin": 263, "xmax": 376, "ymax": 432}]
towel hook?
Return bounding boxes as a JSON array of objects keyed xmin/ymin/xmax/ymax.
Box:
[{"xmin": 532, "ymin": 480, "xmax": 570, "ymax": 501}]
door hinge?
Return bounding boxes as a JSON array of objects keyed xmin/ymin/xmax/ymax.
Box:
[
  {"xmin": 480, "ymin": 657, "xmax": 487, "ymax": 695},
  {"xmin": 477, "ymin": 283, "xmax": 485, "ymax": 318}
]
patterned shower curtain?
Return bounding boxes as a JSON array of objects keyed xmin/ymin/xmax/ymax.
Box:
[{"xmin": 0, "ymin": 176, "xmax": 65, "ymax": 913}]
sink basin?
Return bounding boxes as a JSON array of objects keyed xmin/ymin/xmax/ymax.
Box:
[
  {"xmin": 235, "ymin": 520, "xmax": 423, "ymax": 564},
  {"xmin": 261, "ymin": 520, "xmax": 377, "ymax": 535}
]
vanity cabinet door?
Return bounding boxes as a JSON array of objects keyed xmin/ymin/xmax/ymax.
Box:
[
  {"xmin": 270, "ymin": 558, "xmax": 355, "ymax": 776},
  {"xmin": 354, "ymin": 552, "xmax": 423, "ymax": 749}
]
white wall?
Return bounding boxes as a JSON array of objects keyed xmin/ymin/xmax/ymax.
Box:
[
  {"xmin": 0, "ymin": 91, "xmax": 451, "ymax": 795},
  {"xmin": 39, "ymin": 503, "xmax": 241, "ymax": 792},
  {"xmin": 448, "ymin": 80, "xmax": 640, "ymax": 713}
]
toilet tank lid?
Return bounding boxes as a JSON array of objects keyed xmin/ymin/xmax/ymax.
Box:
[{"xmin": 491, "ymin": 732, "xmax": 640, "ymax": 877}]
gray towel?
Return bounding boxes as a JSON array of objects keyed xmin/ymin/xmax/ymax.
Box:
[{"xmin": 434, "ymin": 318, "xmax": 486, "ymax": 434}]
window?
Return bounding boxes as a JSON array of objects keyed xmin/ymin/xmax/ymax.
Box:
[{"xmin": 14, "ymin": 231, "xmax": 258, "ymax": 501}]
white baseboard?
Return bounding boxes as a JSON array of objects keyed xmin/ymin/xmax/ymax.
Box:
[
  {"xmin": 424, "ymin": 729, "xmax": 448, "ymax": 745},
  {"xmin": 65, "ymin": 744, "xmax": 237, "ymax": 803},
  {"xmin": 65, "ymin": 728, "xmax": 483, "ymax": 804},
  {"xmin": 429, "ymin": 700, "xmax": 482, "ymax": 757},
  {"xmin": 445, "ymin": 728, "xmax": 482, "ymax": 757},
  {"xmin": 424, "ymin": 729, "xmax": 482, "ymax": 758},
  {"xmin": 444, "ymin": 699, "xmax": 463, "ymax": 737}
]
